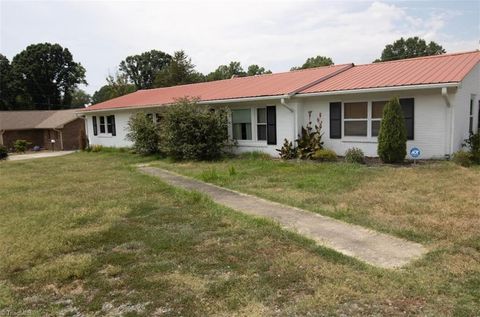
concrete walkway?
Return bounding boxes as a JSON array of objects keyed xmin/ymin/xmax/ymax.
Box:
[
  {"xmin": 7, "ymin": 151, "xmax": 75, "ymax": 161},
  {"xmin": 139, "ymin": 166, "xmax": 427, "ymax": 269}
]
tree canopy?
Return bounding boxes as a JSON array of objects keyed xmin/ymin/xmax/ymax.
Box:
[
  {"xmin": 91, "ymin": 73, "xmax": 136, "ymax": 104},
  {"xmin": 70, "ymin": 88, "xmax": 91, "ymax": 108},
  {"xmin": 119, "ymin": 50, "xmax": 172, "ymax": 89},
  {"xmin": 247, "ymin": 64, "xmax": 272, "ymax": 76},
  {"xmin": 154, "ymin": 51, "xmax": 204, "ymax": 87},
  {"xmin": 0, "ymin": 54, "xmax": 14, "ymax": 110},
  {"xmin": 10, "ymin": 43, "xmax": 86, "ymax": 110},
  {"xmin": 377, "ymin": 37, "xmax": 445, "ymax": 62},
  {"xmin": 291, "ymin": 55, "xmax": 334, "ymax": 70},
  {"xmin": 206, "ymin": 61, "xmax": 246, "ymax": 81}
]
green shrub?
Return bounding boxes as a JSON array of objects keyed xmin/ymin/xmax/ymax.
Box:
[
  {"xmin": 126, "ymin": 112, "xmax": 161, "ymax": 155},
  {"xmin": 452, "ymin": 150, "xmax": 472, "ymax": 167},
  {"xmin": 463, "ymin": 132, "xmax": 480, "ymax": 164},
  {"xmin": 377, "ymin": 97, "xmax": 407, "ymax": 163},
  {"xmin": 345, "ymin": 147, "xmax": 365, "ymax": 164},
  {"xmin": 0, "ymin": 145, "xmax": 8, "ymax": 160},
  {"xmin": 13, "ymin": 140, "xmax": 31, "ymax": 153},
  {"xmin": 161, "ymin": 98, "xmax": 230, "ymax": 160},
  {"xmin": 312, "ymin": 148, "xmax": 337, "ymax": 162},
  {"xmin": 296, "ymin": 112, "xmax": 324, "ymax": 159},
  {"xmin": 277, "ymin": 139, "xmax": 297, "ymax": 159}
]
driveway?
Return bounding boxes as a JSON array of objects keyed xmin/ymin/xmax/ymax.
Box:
[{"xmin": 7, "ymin": 151, "xmax": 75, "ymax": 161}]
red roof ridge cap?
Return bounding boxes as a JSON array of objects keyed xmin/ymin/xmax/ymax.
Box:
[{"xmin": 356, "ymin": 50, "xmax": 480, "ymax": 67}]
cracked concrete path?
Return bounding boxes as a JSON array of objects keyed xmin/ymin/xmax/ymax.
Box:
[{"xmin": 139, "ymin": 165, "xmax": 427, "ymax": 269}]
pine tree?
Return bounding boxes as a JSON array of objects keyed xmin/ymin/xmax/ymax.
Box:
[{"xmin": 377, "ymin": 97, "xmax": 407, "ymax": 163}]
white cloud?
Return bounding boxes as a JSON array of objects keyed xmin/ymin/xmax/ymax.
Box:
[{"xmin": 1, "ymin": 0, "xmax": 477, "ymax": 94}]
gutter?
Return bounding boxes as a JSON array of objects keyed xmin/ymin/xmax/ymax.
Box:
[
  {"xmin": 295, "ymin": 82, "xmax": 459, "ymax": 98},
  {"xmin": 442, "ymin": 87, "xmax": 455, "ymax": 158}
]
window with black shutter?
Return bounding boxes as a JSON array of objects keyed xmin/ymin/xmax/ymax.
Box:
[
  {"xmin": 92, "ymin": 116, "xmax": 98, "ymax": 136},
  {"xmin": 330, "ymin": 102, "xmax": 342, "ymax": 139},
  {"xmin": 266, "ymin": 106, "xmax": 276, "ymax": 145},
  {"xmin": 399, "ymin": 98, "xmax": 414, "ymax": 140}
]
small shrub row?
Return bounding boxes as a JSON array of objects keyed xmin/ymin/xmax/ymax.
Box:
[{"xmin": 452, "ymin": 132, "xmax": 480, "ymax": 167}]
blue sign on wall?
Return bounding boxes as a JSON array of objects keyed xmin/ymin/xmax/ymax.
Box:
[{"xmin": 410, "ymin": 147, "xmax": 421, "ymax": 158}]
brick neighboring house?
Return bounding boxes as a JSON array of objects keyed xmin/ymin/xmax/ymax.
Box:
[{"xmin": 0, "ymin": 109, "xmax": 86, "ymax": 151}]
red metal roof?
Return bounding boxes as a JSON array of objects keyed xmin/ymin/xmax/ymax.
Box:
[
  {"xmin": 84, "ymin": 64, "xmax": 352, "ymax": 111},
  {"xmin": 83, "ymin": 50, "xmax": 479, "ymax": 112},
  {"xmin": 301, "ymin": 50, "xmax": 480, "ymax": 94}
]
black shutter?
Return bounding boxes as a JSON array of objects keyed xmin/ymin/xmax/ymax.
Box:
[
  {"xmin": 399, "ymin": 98, "xmax": 414, "ymax": 140},
  {"xmin": 92, "ymin": 116, "xmax": 98, "ymax": 136},
  {"xmin": 478, "ymin": 100, "xmax": 480, "ymax": 131},
  {"xmin": 266, "ymin": 106, "xmax": 277, "ymax": 145},
  {"xmin": 330, "ymin": 102, "xmax": 342, "ymax": 139},
  {"xmin": 110, "ymin": 115, "xmax": 116, "ymax": 136}
]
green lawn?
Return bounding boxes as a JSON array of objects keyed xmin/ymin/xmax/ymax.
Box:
[{"xmin": 1, "ymin": 152, "xmax": 479, "ymax": 316}]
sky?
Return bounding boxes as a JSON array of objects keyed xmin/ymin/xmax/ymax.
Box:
[{"xmin": 0, "ymin": 0, "xmax": 479, "ymax": 95}]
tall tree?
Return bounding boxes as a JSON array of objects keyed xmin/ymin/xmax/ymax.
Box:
[
  {"xmin": 247, "ymin": 64, "xmax": 272, "ymax": 76},
  {"xmin": 377, "ymin": 37, "xmax": 445, "ymax": 62},
  {"xmin": 119, "ymin": 50, "xmax": 172, "ymax": 89},
  {"xmin": 206, "ymin": 61, "xmax": 247, "ymax": 81},
  {"xmin": 70, "ymin": 88, "xmax": 91, "ymax": 108},
  {"xmin": 10, "ymin": 43, "xmax": 86, "ymax": 110},
  {"xmin": 291, "ymin": 55, "xmax": 334, "ymax": 71},
  {"xmin": 154, "ymin": 51, "xmax": 203, "ymax": 87},
  {"xmin": 0, "ymin": 54, "xmax": 15, "ymax": 110},
  {"xmin": 91, "ymin": 73, "xmax": 137, "ymax": 105}
]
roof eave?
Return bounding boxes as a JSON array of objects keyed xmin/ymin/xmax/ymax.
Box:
[{"xmin": 296, "ymin": 82, "xmax": 460, "ymax": 98}]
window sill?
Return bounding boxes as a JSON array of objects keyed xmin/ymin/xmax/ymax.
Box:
[
  {"xmin": 236, "ymin": 140, "xmax": 268, "ymax": 147},
  {"xmin": 341, "ymin": 138, "xmax": 378, "ymax": 144},
  {"xmin": 97, "ymin": 134, "xmax": 113, "ymax": 138}
]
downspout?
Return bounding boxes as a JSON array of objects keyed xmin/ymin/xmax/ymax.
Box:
[
  {"xmin": 442, "ymin": 87, "xmax": 453, "ymax": 158},
  {"xmin": 53, "ymin": 128, "xmax": 64, "ymax": 151},
  {"xmin": 0, "ymin": 130, "xmax": 4, "ymax": 146},
  {"xmin": 280, "ymin": 97, "xmax": 297, "ymax": 144}
]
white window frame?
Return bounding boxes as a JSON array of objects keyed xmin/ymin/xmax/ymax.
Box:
[
  {"xmin": 230, "ymin": 107, "xmax": 268, "ymax": 145},
  {"xmin": 341, "ymin": 100, "xmax": 389, "ymax": 140},
  {"xmin": 342, "ymin": 101, "xmax": 369, "ymax": 138},
  {"xmin": 256, "ymin": 107, "xmax": 267, "ymax": 141},
  {"xmin": 96, "ymin": 115, "xmax": 114, "ymax": 137}
]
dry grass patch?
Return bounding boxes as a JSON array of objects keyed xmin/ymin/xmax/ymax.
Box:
[{"xmin": 1, "ymin": 152, "xmax": 479, "ymax": 316}]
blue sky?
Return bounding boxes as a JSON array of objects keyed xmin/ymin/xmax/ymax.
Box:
[{"xmin": 1, "ymin": 0, "xmax": 478, "ymax": 95}]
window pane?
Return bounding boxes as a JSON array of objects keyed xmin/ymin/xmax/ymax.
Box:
[
  {"xmin": 345, "ymin": 121, "xmax": 367, "ymax": 136},
  {"xmin": 344, "ymin": 102, "xmax": 367, "ymax": 119},
  {"xmin": 257, "ymin": 108, "xmax": 266, "ymax": 123},
  {"xmin": 257, "ymin": 125, "xmax": 266, "ymax": 140},
  {"xmin": 372, "ymin": 101, "xmax": 387, "ymax": 118},
  {"xmin": 371, "ymin": 120, "xmax": 381, "ymax": 136},
  {"xmin": 233, "ymin": 123, "xmax": 252, "ymax": 140},
  {"xmin": 232, "ymin": 109, "xmax": 251, "ymax": 124},
  {"xmin": 99, "ymin": 116, "xmax": 105, "ymax": 133}
]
